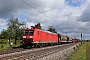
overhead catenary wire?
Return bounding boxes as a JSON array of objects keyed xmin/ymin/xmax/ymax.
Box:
[
  {"xmin": 0, "ymin": 0, "xmax": 63, "ymax": 31},
  {"xmin": 0, "ymin": 6, "xmax": 31, "ymax": 22},
  {"xmin": 0, "ymin": 0, "xmax": 75, "ymax": 32},
  {"xmin": 0, "ymin": 0, "xmax": 66, "ymax": 30},
  {"xmin": 20, "ymin": 0, "xmax": 62, "ymax": 26},
  {"xmin": 37, "ymin": 0, "xmax": 46, "ymax": 8},
  {"xmin": 0, "ymin": 5, "xmax": 53, "ymax": 30},
  {"xmin": 37, "ymin": 0, "xmax": 78, "ymax": 33}
]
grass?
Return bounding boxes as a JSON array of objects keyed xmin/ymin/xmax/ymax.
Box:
[
  {"xmin": 86, "ymin": 42, "xmax": 90, "ymax": 60},
  {"xmin": 0, "ymin": 39, "xmax": 21, "ymax": 50},
  {"xmin": 66, "ymin": 42, "xmax": 87, "ymax": 60}
]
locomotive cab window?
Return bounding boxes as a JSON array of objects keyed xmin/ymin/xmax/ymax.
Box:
[{"xmin": 24, "ymin": 30, "xmax": 34, "ymax": 34}]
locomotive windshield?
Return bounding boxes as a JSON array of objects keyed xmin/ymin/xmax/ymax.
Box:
[{"xmin": 24, "ymin": 30, "xmax": 34, "ymax": 34}]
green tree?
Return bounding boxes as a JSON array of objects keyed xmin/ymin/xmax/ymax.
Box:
[
  {"xmin": 0, "ymin": 29, "xmax": 8, "ymax": 39},
  {"xmin": 35, "ymin": 23, "xmax": 41, "ymax": 29},
  {"xmin": 7, "ymin": 17, "xmax": 25, "ymax": 44},
  {"xmin": 47, "ymin": 27, "xmax": 57, "ymax": 33}
]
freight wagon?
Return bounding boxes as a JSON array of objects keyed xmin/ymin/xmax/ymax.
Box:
[{"xmin": 72, "ymin": 38, "xmax": 79, "ymax": 43}]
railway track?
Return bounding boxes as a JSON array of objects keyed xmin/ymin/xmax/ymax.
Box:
[
  {"xmin": 0, "ymin": 48, "xmax": 29, "ymax": 55},
  {"xmin": 0, "ymin": 43, "xmax": 81, "ymax": 60}
]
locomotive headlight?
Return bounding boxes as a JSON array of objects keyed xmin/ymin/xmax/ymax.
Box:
[
  {"xmin": 23, "ymin": 36, "xmax": 26, "ymax": 38},
  {"xmin": 30, "ymin": 36, "xmax": 33, "ymax": 38}
]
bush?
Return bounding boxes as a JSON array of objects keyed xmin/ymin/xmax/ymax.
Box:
[{"xmin": 1, "ymin": 45, "xmax": 4, "ymax": 48}]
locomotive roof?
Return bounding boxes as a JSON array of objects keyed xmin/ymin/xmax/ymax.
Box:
[
  {"xmin": 25, "ymin": 28, "xmax": 57, "ymax": 34},
  {"xmin": 43, "ymin": 30, "xmax": 57, "ymax": 34}
]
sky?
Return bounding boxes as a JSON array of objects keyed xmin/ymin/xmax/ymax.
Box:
[{"xmin": 0, "ymin": 0, "xmax": 90, "ymax": 40}]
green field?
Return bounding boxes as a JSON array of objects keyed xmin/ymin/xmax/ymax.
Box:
[
  {"xmin": 86, "ymin": 42, "xmax": 90, "ymax": 60},
  {"xmin": 0, "ymin": 39, "xmax": 21, "ymax": 50},
  {"xmin": 66, "ymin": 42, "xmax": 90, "ymax": 60}
]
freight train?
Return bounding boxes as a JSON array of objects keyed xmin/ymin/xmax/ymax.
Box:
[{"xmin": 22, "ymin": 27, "xmax": 78, "ymax": 47}]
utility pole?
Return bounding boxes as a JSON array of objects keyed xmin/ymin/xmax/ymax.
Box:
[{"xmin": 81, "ymin": 32, "xmax": 82, "ymax": 44}]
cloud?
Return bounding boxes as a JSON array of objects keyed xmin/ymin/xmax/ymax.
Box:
[
  {"xmin": 0, "ymin": 19, "xmax": 6, "ymax": 27},
  {"xmin": 0, "ymin": 0, "xmax": 44, "ymax": 18},
  {"xmin": 77, "ymin": 6, "xmax": 90, "ymax": 22}
]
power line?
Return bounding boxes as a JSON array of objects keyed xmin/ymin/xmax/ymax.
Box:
[
  {"xmin": 0, "ymin": 0, "xmax": 65, "ymax": 31},
  {"xmin": 0, "ymin": 5, "xmax": 34, "ymax": 24},
  {"xmin": 0, "ymin": 5, "xmax": 53, "ymax": 30},
  {"xmin": 21, "ymin": 0, "xmax": 62, "ymax": 26},
  {"xmin": 37, "ymin": 0, "xmax": 70, "ymax": 32},
  {"xmin": 0, "ymin": 0, "xmax": 68, "ymax": 32},
  {"xmin": 37, "ymin": 0, "xmax": 45, "ymax": 7}
]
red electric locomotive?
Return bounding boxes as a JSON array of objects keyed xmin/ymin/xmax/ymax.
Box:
[{"xmin": 22, "ymin": 27, "xmax": 58, "ymax": 47}]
